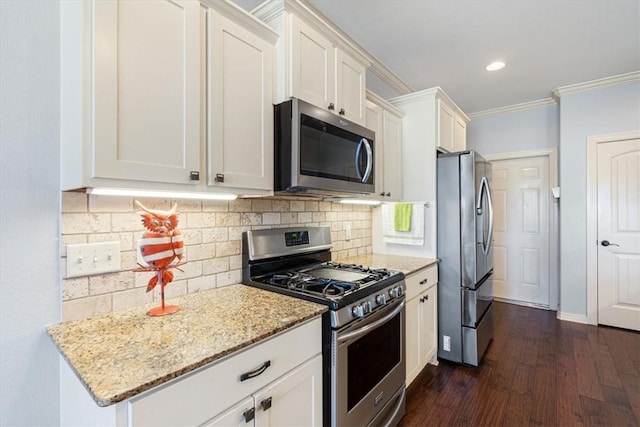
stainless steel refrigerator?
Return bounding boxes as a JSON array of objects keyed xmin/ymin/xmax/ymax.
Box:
[{"xmin": 437, "ymin": 150, "xmax": 494, "ymax": 366}]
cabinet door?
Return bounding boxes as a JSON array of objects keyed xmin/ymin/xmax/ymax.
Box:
[
  {"xmin": 335, "ymin": 49, "xmax": 366, "ymax": 126},
  {"xmin": 254, "ymin": 355, "xmax": 323, "ymax": 427},
  {"xmin": 208, "ymin": 10, "xmax": 274, "ymax": 191},
  {"xmin": 437, "ymin": 99, "xmax": 455, "ymax": 153},
  {"xmin": 366, "ymin": 101, "xmax": 384, "ymax": 197},
  {"xmin": 405, "ymin": 294, "xmax": 422, "ymax": 385},
  {"xmin": 453, "ymin": 113, "xmax": 467, "ymax": 152},
  {"xmin": 201, "ymin": 396, "xmax": 255, "ymax": 427},
  {"xmin": 291, "ymin": 17, "xmax": 335, "ymax": 111},
  {"xmin": 93, "ymin": 0, "xmax": 200, "ymax": 185},
  {"xmin": 382, "ymin": 110, "xmax": 403, "ymax": 200},
  {"xmin": 420, "ymin": 286, "xmax": 438, "ymax": 367}
]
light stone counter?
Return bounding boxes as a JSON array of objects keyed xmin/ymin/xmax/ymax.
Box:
[
  {"xmin": 338, "ymin": 254, "xmax": 438, "ymax": 276},
  {"xmin": 47, "ymin": 284, "xmax": 326, "ymax": 407}
]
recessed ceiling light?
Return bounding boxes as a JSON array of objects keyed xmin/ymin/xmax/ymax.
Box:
[{"xmin": 486, "ymin": 61, "xmax": 506, "ymax": 71}]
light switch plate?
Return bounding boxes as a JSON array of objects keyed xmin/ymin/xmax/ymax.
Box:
[{"xmin": 66, "ymin": 241, "xmax": 121, "ymax": 278}]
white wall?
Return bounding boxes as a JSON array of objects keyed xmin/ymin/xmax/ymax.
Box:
[
  {"xmin": 0, "ymin": 1, "xmax": 61, "ymax": 425},
  {"xmin": 467, "ymin": 104, "xmax": 559, "ymax": 155},
  {"xmin": 558, "ymin": 80, "xmax": 640, "ymax": 319}
]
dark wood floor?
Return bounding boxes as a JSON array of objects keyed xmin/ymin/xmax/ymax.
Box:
[{"xmin": 399, "ymin": 302, "xmax": 640, "ymax": 426}]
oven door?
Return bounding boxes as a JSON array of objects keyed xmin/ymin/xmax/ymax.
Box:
[{"xmin": 332, "ymin": 297, "xmax": 406, "ymax": 427}]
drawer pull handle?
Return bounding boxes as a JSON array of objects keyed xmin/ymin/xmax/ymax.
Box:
[
  {"xmin": 243, "ymin": 408, "xmax": 255, "ymax": 423},
  {"xmin": 419, "ymin": 278, "xmax": 429, "ymax": 285},
  {"xmin": 240, "ymin": 360, "xmax": 271, "ymax": 382},
  {"xmin": 261, "ymin": 397, "xmax": 272, "ymax": 411}
]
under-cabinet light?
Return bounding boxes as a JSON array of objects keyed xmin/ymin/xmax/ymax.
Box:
[
  {"xmin": 87, "ymin": 188, "xmax": 237, "ymax": 201},
  {"xmin": 337, "ymin": 199, "xmax": 381, "ymax": 206}
]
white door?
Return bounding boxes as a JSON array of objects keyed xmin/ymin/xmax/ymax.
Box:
[
  {"xmin": 597, "ymin": 138, "xmax": 640, "ymax": 331},
  {"xmin": 491, "ymin": 156, "xmax": 550, "ymax": 307}
]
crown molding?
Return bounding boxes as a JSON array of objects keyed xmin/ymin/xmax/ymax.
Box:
[
  {"xmin": 467, "ymin": 98, "xmax": 557, "ymax": 120},
  {"xmin": 552, "ymin": 71, "xmax": 640, "ymax": 99},
  {"xmin": 253, "ymin": 0, "xmax": 413, "ymax": 96}
]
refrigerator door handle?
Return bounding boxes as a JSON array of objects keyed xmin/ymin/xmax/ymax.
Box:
[
  {"xmin": 485, "ymin": 178, "xmax": 494, "ymax": 255},
  {"xmin": 476, "ymin": 176, "xmax": 492, "ymax": 255}
]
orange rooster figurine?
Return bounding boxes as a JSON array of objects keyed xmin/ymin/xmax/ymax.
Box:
[{"xmin": 134, "ymin": 200, "xmax": 186, "ymax": 316}]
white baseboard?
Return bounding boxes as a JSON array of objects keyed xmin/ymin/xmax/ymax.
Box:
[{"xmin": 557, "ymin": 311, "xmax": 589, "ymax": 324}]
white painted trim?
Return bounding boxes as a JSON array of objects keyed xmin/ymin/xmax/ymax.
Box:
[
  {"xmin": 553, "ymin": 71, "xmax": 640, "ymax": 99},
  {"xmin": 494, "ymin": 297, "xmax": 550, "ymax": 310},
  {"xmin": 557, "ymin": 311, "xmax": 589, "ymax": 325},
  {"xmin": 366, "ymin": 89, "xmax": 405, "ymax": 117},
  {"xmin": 467, "ymin": 98, "xmax": 557, "ymax": 120},
  {"xmin": 586, "ymin": 130, "xmax": 640, "ymax": 325},
  {"xmin": 484, "ymin": 148, "xmax": 559, "ymax": 312}
]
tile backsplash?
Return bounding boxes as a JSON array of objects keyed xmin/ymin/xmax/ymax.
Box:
[{"xmin": 61, "ymin": 192, "xmax": 372, "ymax": 321}]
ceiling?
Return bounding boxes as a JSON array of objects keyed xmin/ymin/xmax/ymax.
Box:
[{"xmin": 232, "ymin": 0, "xmax": 640, "ymax": 114}]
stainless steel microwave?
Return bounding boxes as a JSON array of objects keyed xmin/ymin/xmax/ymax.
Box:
[{"xmin": 274, "ymin": 98, "xmax": 375, "ymax": 196}]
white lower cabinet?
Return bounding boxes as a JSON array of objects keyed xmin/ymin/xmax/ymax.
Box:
[
  {"xmin": 405, "ymin": 265, "xmax": 438, "ymax": 386},
  {"xmin": 204, "ymin": 355, "xmax": 322, "ymax": 427},
  {"xmin": 126, "ymin": 318, "xmax": 322, "ymax": 427}
]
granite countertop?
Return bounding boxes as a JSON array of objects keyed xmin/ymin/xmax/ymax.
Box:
[
  {"xmin": 338, "ymin": 253, "xmax": 438, "ymax": 276},
  {"xmin": 47, "ymin": 284, "xmax": 326, "ymax": 407}
]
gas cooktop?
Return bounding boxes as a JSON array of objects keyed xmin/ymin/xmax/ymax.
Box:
[{"xmin": 253, "ymin": 262, "xmax": 395, "ymax": 300}]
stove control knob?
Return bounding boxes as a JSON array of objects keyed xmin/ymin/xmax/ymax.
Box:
[
  {"xmin": 352, "ymin": 304, "xmax": 364, "ymax": 318},
  {"xmin": 362, "ymin": 301, "xmax": 372, "ymax": 314},
  {"xmin": 376, "ymin": 294, "xmax": 387, "ymax": 305},
  {"xmin": 396, "ymin": 285, "xmax": 405, "ymax": 297},
  {"xmin": 389, "ymin": 287, "xmax": 399, "ymax": 298}
]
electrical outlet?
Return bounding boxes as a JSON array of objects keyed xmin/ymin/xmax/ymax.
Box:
[
  {"xmin": 344, "ymin": 223, "xmax": 352, "ymax": 241},
  {"xmin": 443, "ymin": 335, "xmax": 451, "ymax": 352},
  {"xmin": 66, "ymin": 241, "xmax": 121, "ymax": 278}
]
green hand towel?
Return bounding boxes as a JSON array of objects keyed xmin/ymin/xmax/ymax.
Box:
[{"xmin": 394, "ymin": 203, "xmax": 412, "ymax": 232}]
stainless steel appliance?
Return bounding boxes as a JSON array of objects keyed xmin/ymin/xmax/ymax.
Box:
[
  {"xmin": 242, "ymin": 227, "xmax": 406, "ymax": 427},
  {"xmin": 437, "ymin": 150, "xmax": 494, "ymax": 366},
  {"xmin": 274, "ymin": 98, "xmax": 375, "ymax": 197}
]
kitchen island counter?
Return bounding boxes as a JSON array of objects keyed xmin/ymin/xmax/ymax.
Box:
[
  {"xmin": 338, "ymin": 253, "xmax": 438, "ymax": 276},
  {"xmin": 47, "ymin": 284, "xmax": 326, "ymax": 407}
]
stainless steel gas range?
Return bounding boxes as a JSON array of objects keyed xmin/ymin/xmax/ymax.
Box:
[{"xmin": 242, "ymin": 226, "xmax": 406, "ymax": 427}]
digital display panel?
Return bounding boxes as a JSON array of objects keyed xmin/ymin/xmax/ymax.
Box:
[{"xmin": 284, "ymin": 231, "xmax": 309, "ymax": 247}]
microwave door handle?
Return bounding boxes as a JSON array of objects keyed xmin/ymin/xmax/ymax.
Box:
[
  {"xmin": 362, "ymin": 138, "xmax": 373, "ymax": 183},
  {"xmin": 355, "ymin": 139, "xmax": 364, "ymax": 181}
]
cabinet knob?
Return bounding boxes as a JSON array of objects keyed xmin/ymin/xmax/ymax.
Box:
[
  {"xmin": 243, "ymin": 408, "xmax": 255, "ymax": 423},
  {"xmin": 380, "ymin": 192, "xmax": 385, "ymax": 196},
  {"xmin": 339, "ymin": 108, "xmax": 346, "ymax": 115},
  {"xmin": 386, "ymin": 192, "xmax": 391, "ymax": 197},
  {"xmin": 328, "ymin": 103, "xmax": 335, "ymax": 111},
  {"xmin": 261, "ymin": 397, "xmax": 272, "ymax": 411},
  {"xmin": 214, "ymin": 173, "xmax": 225, "ymax": 183}
]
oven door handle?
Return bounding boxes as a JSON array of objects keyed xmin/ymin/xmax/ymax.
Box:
[{"xmin": 338, "ymin": 299, "xmax": 405, "ymax": 343}]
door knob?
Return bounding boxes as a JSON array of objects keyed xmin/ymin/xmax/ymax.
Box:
[{"xmin": 601, "ymin": 240, "xmax": 619, "ymax": 247}]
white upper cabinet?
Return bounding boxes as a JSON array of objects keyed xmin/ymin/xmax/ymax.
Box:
[
  {"xmin": 436, "ymin": 95, "xmax": 468, "ymax": 153},
  {"xmin": 61, "ymin": 0, "xmax": 276, "ymax": 196},
  {"xmin": 88, "ymin": 0, "xmax": 201, "ymax": 187},
  {"xmin": 291, "ymin": 17, "xmax": 336, "ymax": 110},
  {"xmin": 365, "ymin": 91, "xmax": 403, "ymax": 201},
  {"xmin": 255, "ymin": 1, "xmax": 371, "ymax": 127},
  {"xmin": 206, "ymin": 6, "xmax": 275, "ymax": 192},
  {"xmin": 335, "ymin": 49, "xmax": 367, "ymax": 125}
]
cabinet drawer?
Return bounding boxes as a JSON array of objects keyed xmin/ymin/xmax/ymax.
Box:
[
  {"xmin": 127, "ymin": 318, "xmax": 322, "ymax": 427},
  {"xmin": 405, "ymin": 265, "xmax": 438, "ymax": 301}
]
